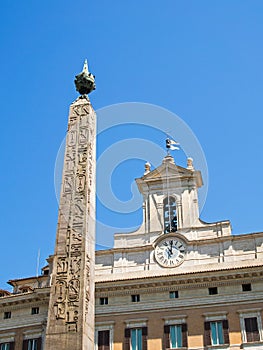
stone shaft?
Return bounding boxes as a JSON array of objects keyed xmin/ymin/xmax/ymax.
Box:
[{"xmin": 45, "ymin": 96, "xmax": 96, "ymax": 349}]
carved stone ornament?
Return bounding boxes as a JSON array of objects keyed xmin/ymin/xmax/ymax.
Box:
[{"xmin": 74, "ymin": 60, "xmax": 96, "ymax": 95}]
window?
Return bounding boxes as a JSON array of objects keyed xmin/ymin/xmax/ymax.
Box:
[
  {"xmin": 239, "ymin": 309, "xmax": 263, "ymax": 344},
  {"xmin": 31, "ymin": 307, "xmax": 39, "ymax": 315},
  {"xmin": 210, "ymin": 321, "xmax": 224, "ymax": 345},
  {"xmin": 131, "ymin": 329, "xmax": 142, "ymax": 350},
  {"xmin": 100, "ymin": 297, "xmax": 108, "ymax": 305},
  {"xmin": 208, "ymin": 287, "xmax": 218, "ymax": 295},
  {"xmin": 163, "ymin": 196, "xmax": 177, "ymax": 233},
  {"xmin": 98, "ymin": 330, "xmax": 110, "ymax": 350},
  {"xmin": 204, "ymin": 320, "xmax": 229, "ymax": 346},
  {"xmin": 242, "ymin": 283, "xmax": 252, "ymax": 292},
  {"xmin": 124, "ymin": 327, "xmax": 147, "ymax": 350},
  {"xmin": 27, "ymin": 339, "xmax": 37, "ymax": 350},
  {"xmin": 95, "ymin": 322, "xmax": 114, "ymax": 350},
  {"xmin": 169, "ymin": 291, "xmax": 179, "ymax": 299},
  {"xmin": 0, "ymin": 343, "xmax": 14, "ymax": 350},
  {"xmin": 23, "ymin": 338, "xmax": 41, "ymax": 350},
  {"xmin": 3, "ymin": 312, "xmax": 11, "ymax": 319},
  {"xmin": 131, "ymin": 295, "xmax": 140, "ymax": 302},
  {"xmin": 164, "ymin": 324, "xmax": 188, "ymax": 348},
  {"xmin": 244, "ymin": 317, "xmax": 260, "ymax": 342}
]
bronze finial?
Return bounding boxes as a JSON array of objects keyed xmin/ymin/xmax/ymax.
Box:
[{"xmin": 74, "ymin": 59, "xmax": 96, "ymax": 95}]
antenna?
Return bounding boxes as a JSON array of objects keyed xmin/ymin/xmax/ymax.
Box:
[
  {"xmin": 36, "ymin": 249, "xmax": 40, "ymax": 277},
  {"xmin": 164, "ymin": 137, "xmax": 180, "ymax": 233}
]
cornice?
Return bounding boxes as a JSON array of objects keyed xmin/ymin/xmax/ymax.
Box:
[
  {"xmin": 95, "ymin": 292, "xmax": 263, "ymax": 317},
  {"xmin": 0, "ymin": 288, "xmax": 50, "ymax": 309},
  {"xmin": 95, "ymin": 231, "xmax": 263, "ymax": 256},
  {"xmin": 95, "ymin": 265, "xmax": 263, "ymax": 295}
]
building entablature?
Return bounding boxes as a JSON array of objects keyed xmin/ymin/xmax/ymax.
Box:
[
  {"xmin": 95, "ymin": 262, "xmax": 263, "ymax": 291},
  {"xmin": 0, "ymin": 288, "xmax": 50, "ymax": 310},
  {"xmin": 95, "ymin": 291, "xmax": 263, "ymax": 317},
  {"xmin": 8, "ymin": 275, "xmax": 50, "ymax": 294}
]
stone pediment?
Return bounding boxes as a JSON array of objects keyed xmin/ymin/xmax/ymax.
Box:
[
  {"xmin": 142, "ymin": 162, "xmax": 193, "ymax": 180},
  {"xmin": 136, "ymin": 155, "xmax": 203, "ymax": 191}
]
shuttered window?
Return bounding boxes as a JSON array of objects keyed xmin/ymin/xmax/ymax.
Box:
[
  {"xmin": 163, "ymin": 324, "xmax": 187, "ymax": 348},
  {"xmin": 124, "ymin": 327, "xmax": 147, "ymax": 350},
  {"xmin": 210, "ymin": 321, "xmax": 224, "ymax": 345},
  {"xmin": 204, "ymin": 320, "xmax": 229, "ymax": 346},
  {"xmin": 245, "ymin": 317, "xmax": 260, "ymax": 342},
  {"xmin": 22, "ymin": 338, "xmax": 42, "ymax": 350},
  {"xmin": 98, "ymin": 330, "xmax": 110, "ymax": 350},
  {"xmin": 0, "ymin": 343, "xmax": 15, "ymax": 350}
]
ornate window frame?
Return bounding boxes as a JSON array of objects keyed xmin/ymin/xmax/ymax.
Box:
[
  {"xmin": 124, "ymin": 319, "xmax": 148, "ymax": 350},
  {"xmin": 95, "ymin": 321, "xmax": 114, "ymax": 350},
  {"xmin": 163, "ymin": 315, "xmax": 188, "ymax": 349},
  {"xmin": 203, "ymin": 311, "xmax": 229, "ymax": 350},
  {"xmin": 238, "ymin": 308, "xmax": 263, "ymax": 345}
]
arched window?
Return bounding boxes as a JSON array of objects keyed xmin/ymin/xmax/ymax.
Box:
[{"xmin": 163, "ymin": 196, "xmax": 177, "ymax": 233}]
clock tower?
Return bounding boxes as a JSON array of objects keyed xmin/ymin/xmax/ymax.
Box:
[{"xmin": 45, "ymin": 61, "xmax": 96, "ymax": 350}]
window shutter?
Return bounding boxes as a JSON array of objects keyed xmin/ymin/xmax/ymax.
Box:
[
  {"xmin": 36, "ymin": 337, "xmax": 42, "ymax": 350},
  {"xmin": 251, "ymin": 318, "xmax": 260, "ymax": 342},
  {"xmin": 104, "ymin": 330, "xmax": 110, "ymax": 350},
  {"xmin": 245, "ymin": 317, "xmax": 260, "ymax": 342},
  {"xmin": 98, "ymin": 331, "xmax": 103, "ymax": 350},
  {"xmin": 98, "ymin": 330, "xmax": 110, "ymax": 350},
  {"xmin": 204, "ymin": 321, "xmax": 211, "ymax": 346},
  {"xmin": 124, "ymin": 328, "xmax": 130, "ymax": 350},
  {"xmin": 142, "ymin": 327, "xmax": 148, "ymax": 350},
  {"xmin": 22, "ymin": 340, "xmax": 28, "ymax": 350},
  {"xmin": 222, "ymin": 320, "xmax": 229, "ymax": 344},
  {"xmin": 10, "ymin": 342, "xmax": 15, "ymax": 350},
  {"xmin": 163, "ymin": 325, "xmax": 170, "ymax": 349},
  {"xmin": 182, "ymin": 323, "xmax": 188, "ymax": 347}
]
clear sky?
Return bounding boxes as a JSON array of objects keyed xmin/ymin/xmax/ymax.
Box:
[{"xmin": 0, "ymin": 1, "xmax": 263, "ymax": 290}]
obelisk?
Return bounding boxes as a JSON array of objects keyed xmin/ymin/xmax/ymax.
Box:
[{"xmin": 45, "ymin": 61, "xmax": 96, "ymax": 349}]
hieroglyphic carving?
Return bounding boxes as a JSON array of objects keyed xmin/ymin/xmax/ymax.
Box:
[
  {"xmin": 65, "ymin": 151, "xmax": 76, "ymax": 172},
  {"xmin": 49, "ymin": 98, "xmax": 95, "ymax": 339},
  {"xmin": 64, "ymin": 176, "xmax": 73, "ymax": 193},
  {"xmin": 79, "ymin": 128, "xmax": 88, "ymax": 144},
  {"xmin": 68, "ymin": 278, "xmax": 80, "ymax": 302},
  {"xmin": 68, "ymin": 130, "xmax": 77, "ymax": 146},
  {"xmin": 54, "ymin": 301, "xmax": 66, "ymax": 319},
  {"xmin": 57, "ymin": 257, "xmax": 68, "ymax": 274},
  {"xmin": 70, "ymin": 257, "xmax": 81, "ymax": 276},
  {"xmin": 55, "ymin": 279, "xmax": 67, "ymax": 302}
]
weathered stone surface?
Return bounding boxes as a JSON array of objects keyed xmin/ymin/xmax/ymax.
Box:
[{"xmin": 45, "ymin": 95, "xmax": 96, "ymax": 350}]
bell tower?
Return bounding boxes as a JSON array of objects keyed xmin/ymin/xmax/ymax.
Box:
[
  {"xmin": 45, "ymin": 61, "xmax": 96, "ymax": 349},
  {"xmin": 135, "ymin": 155, "xmax": 203, "ymax": 237}
]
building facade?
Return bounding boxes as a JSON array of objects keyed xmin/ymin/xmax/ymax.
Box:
[{"xmin": 1, "ymin": 67, "xmax": 263, "ymax": 350}]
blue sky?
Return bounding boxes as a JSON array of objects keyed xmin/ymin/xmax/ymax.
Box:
[{"xmin": 0, "ymin": 1, "xmax": 263, "ymax": 289}]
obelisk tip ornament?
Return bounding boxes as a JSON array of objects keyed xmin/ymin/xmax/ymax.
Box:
[{"xmin": 74, "ymin": 59, "xmax": 96, "ymax": 95}]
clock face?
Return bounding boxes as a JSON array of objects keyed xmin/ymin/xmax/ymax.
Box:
[{"xmin": 154, "ymin": 237, "xmax": 186, "ymax": 267}]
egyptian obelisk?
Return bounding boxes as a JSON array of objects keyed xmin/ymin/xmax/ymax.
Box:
[{"xmin": 45, "ymin": 61, "xmax": 96, "ymax": 349}]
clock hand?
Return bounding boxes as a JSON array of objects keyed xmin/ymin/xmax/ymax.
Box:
[
  {"xmin": 166, "ymin": 247, "xmax": 172, "ymax": 258},
  {"xmin": 169, "ymin": 241, "xmax": 173, "ymax": 255}
]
